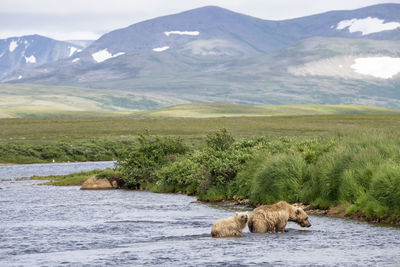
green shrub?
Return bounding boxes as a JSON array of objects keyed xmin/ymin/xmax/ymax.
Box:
[
  {"xmin": 205, "ymin": 128, "xmax": 234, "ymax": 151},
  {"xmin": 194, "ymin": 139, "xmax": 255, "ymax": 191},
  {"xmin": 117, "ymin": 133, "xmax": 189, "ymax": 188},
  {"xmin": 295, "ymin": 139, "xmax": 336, "ymax": 163},
  {"xmin": 198, "ymin": 185, "xmax": 227, "ymax": 202},
  {"xmin": 153, "ymin": 157, "xmax": 202, "ymax": 194}
]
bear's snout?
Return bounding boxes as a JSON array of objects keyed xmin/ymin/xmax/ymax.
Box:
[{"xmin": 301, "ymin": 220, "xmax": 311, "ymax": 227}]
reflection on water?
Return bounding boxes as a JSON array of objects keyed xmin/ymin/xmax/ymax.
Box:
[{"xmin": 0, "ymin": 163, "xmax": 400, "ymax": 266}]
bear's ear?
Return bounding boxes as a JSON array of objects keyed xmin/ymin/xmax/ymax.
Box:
[
  {"xmin": 296, "ymin": 209, "xmax": 301, "ymax": 215},
  {"xmin": 236, "ymin": 212, "xmax": 239, "ymax": 216}
]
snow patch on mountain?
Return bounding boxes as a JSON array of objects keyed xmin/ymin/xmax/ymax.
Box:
[
  {"xmin": 68, "ymin": 46, "xmax": 81, "ymax": 57},
  {"xmin": 92, "ymin": 49, "xmax": 125, "ymax": 63},
  {"xmin": 351, "ymin": 57, "xmax": 400, "ymax": 79},
  {"xmin": 164, "ymin": 31, "xmax": 199, "ymax": 36},
  {"xmin": 72, "ymin": 58, "xmax": 80, "ymax": 63},
  {"xmin": 152, "ymin": 46, "xmax": 170, "ymax": 52},
  {"xmin": 9, "ymin": 40, "xmax": 18, "ymax": 52},
  {"xmin": 289, "ymin": 56, "xmax": 400, "ymax": 80},
  {"xmin": 24, "ymin": 55, "xmax": 36, "ymax": 64},
  {"xmin": 336, "ymin": 17, "xmax": 400, "ymax": 35},
  {"xmin": 18, "ymin": 75, "xmax": 22, "ymax": 80}
]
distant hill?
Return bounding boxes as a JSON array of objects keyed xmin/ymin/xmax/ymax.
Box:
[{"xmin": 1, "ymin": 87, "xmax": 398, "ymax": 119}]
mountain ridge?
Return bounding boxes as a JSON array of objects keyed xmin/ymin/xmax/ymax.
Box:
[{"xmin": 1, "ymin": 4, "xmax": 400, "ymax": 109}]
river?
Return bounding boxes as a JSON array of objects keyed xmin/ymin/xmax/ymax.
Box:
[{"xmin": 1, "ymin": 162, "xmax": 400, "ymax": 266}]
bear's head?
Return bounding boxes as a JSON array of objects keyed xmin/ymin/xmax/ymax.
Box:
[
  {"xmin": 236, "ymin": 211, "xmax": 249, "ymax": 223},
  {"xmin": 292, "ymin": 208, "xmax": 311, "ymax": 228}
]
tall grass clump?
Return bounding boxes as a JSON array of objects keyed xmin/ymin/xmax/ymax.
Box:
[
  {"xmin": 226, "ymin": 151, "xmax": 271, "ymax": 200},
  {"xmin": 250, "ymin": 153, "xmax": 307, "ymax": 204},
  {"xmin": 369, "ymin": 162, "xmax": 400, "ymax": 212}
]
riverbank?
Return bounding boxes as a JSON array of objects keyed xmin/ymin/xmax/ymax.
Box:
[{"xmin": 28, "ymin": 171, "xmax": 400, "ymax": 226}]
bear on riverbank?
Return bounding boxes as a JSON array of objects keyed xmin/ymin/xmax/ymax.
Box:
[
  {"xmin": 211, "ymin": 212, "xmax": 249, "ymax": 237},
  {"xmin": 248, "ymin": 201, "xmax": 311, "ymax": 233}
]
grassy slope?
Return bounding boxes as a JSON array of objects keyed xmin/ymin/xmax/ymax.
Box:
[{"xmin": 0, "ymin": 83, "xmax": 185, "ymax": 118}]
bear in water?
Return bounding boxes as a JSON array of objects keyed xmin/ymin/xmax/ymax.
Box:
[
  {"xmin": 211, "ymin": 211, "xmax": 249, "ymax": 238},
  {"xmin": 248, "ymin": 201, "xmax": 311, "ymax": 233}
]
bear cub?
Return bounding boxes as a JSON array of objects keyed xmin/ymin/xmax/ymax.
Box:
[
  {"xmin": 248, "ymin": 201, "xmax": 311, "ymax": 233},
  {"xmin": 211, "ymin": 211, "xmax": 249, "ymax": 238}
]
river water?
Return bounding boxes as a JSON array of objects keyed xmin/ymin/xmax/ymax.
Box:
[{"xmin": 1, "ymin": 163, "xmax": 400, "ymax": 266}]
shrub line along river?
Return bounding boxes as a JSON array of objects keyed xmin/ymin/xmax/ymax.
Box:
[{"xmin": 1, "ymin": 162, "xmax": 400, "ymax": 266}]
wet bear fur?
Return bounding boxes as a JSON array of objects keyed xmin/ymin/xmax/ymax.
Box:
[
  {"xmin": 248, "ymin": 201, "xmax": 311, "ymax": 233},
  {"xmin": 211, "ymin": 212, "xmax": 249, "ymax": 238}
]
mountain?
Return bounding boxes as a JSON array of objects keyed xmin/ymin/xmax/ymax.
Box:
[
  {"xmin": 0, "ymin": 35, "xmax": 83, "ymax": 79},
  {"xmin": 70, "ymin": 4, "xmax": 400, "ymax": 60},
  {"xmin": 1, "ymin": 4, "xmax": 400, "ymax": 109}
]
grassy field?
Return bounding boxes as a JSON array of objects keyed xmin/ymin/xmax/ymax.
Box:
[{"xmin": 1, "ymin": 113, "xmax": 400, "ymax": 145}]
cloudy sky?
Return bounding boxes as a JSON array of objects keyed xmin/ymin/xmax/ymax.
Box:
[{"xmin": 1, "ymin": 0, "xmax": 399, "ymax": 40}]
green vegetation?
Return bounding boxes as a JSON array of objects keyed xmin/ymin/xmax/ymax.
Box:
[
  {"xmin": 1, "ymin": 108, "xmax": 399, "ymax": 164},
  {"xmin": 0, "ymin": 140, "xmax": 133, "ymax": 164}
]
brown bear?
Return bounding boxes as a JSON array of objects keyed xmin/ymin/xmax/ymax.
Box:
[
  {"xmin": 211, "ymin": 211, "xmax": 249, "ymax": 238},
  {"xmin": 248, "ymin": 201, "xmax": 311, "ymax": 233}
]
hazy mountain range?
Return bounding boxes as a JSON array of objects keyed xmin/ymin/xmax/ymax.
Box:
[{"xmin": 1, "ymin": 4, "xmax": 400, "ymax": 110}]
